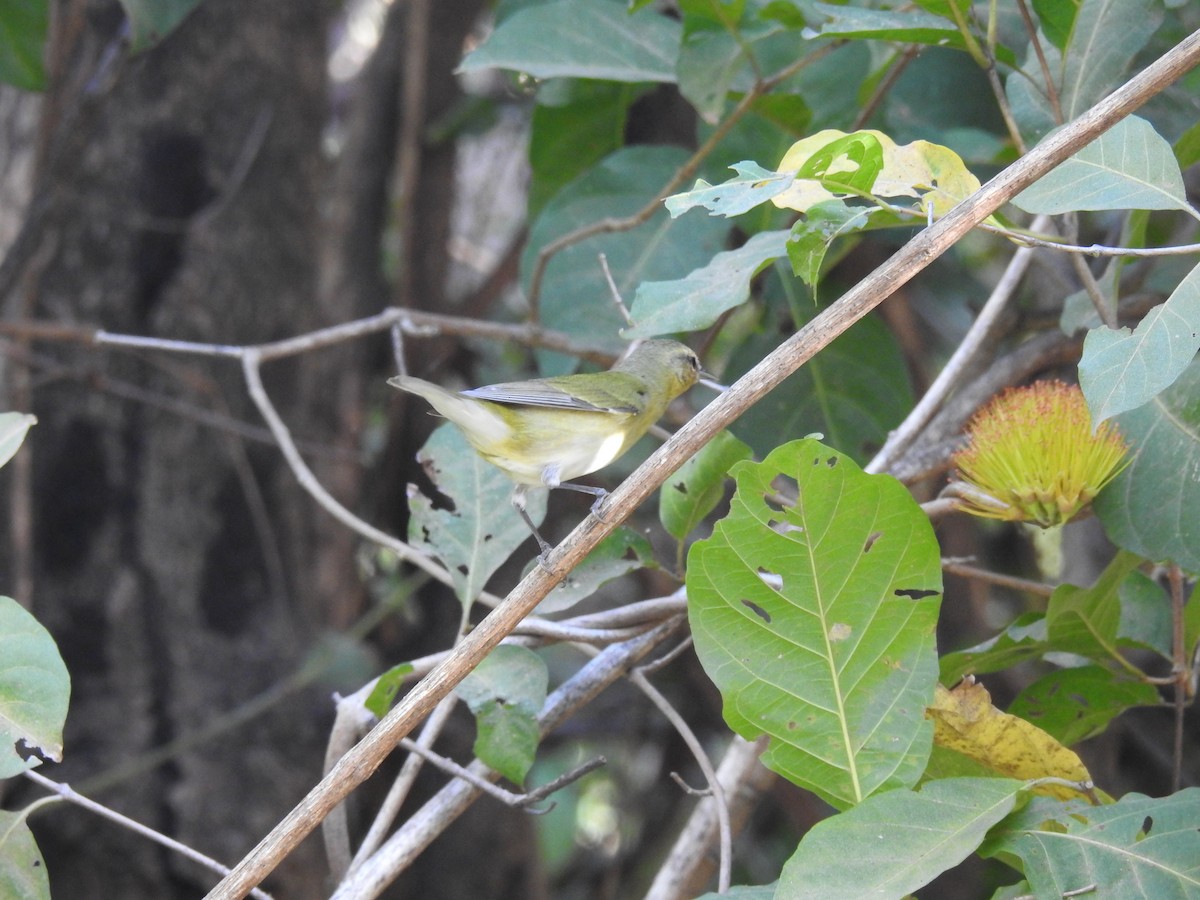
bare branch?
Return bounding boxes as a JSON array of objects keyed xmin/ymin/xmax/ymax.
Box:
[{"xmin": 22, "ymin": 770, "xmax": 274, "ymax": 900}]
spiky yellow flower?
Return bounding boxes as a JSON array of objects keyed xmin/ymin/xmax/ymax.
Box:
[{"xmin": 952, "ymin": 381, "xmax": 1129, "ymax": 527}]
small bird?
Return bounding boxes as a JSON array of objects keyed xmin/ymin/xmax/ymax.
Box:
[{"xmin": 389, "ymin": 339, "xmax": 702, "ymax": 555}]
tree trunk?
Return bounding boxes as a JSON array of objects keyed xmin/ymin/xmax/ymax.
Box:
[{"xmin": 13, "ymin": 1, "xmax": 337, "ymax": 895}]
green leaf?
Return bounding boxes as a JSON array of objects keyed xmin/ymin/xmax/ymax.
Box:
[
  {"xmin": 456, "ymin": 645, "xmax": 548, "ymax": 784},
  {"xmin": 524, "ymin": 146, "xmax": 731, "ymax": 370},
  {"xmin": 0, "ymin": 596, "xmax": 70, "ymax": 779},
  {"xmin": 773, "ymin": 129, "xmax": 984, "ymax": 219},
  {"xmin": 808, "ymin": 2, "xmax": 975, "ymax": 53},
  {"xmin": 677, "ymin": 0, "xmax": 787, "ymax": 124},
  {"xmin": 665, "ymin": 162, "xmax": 796, "ymax": 219},
  {"xmin": 536, "ymin": 527, "xmax": 657, "ymax": 614},
  {"xmin": 777, "ymin": 778, "xmax": 1025, "ymax": 900},
  {"xmin": 362, "ymin": 663, "xmax": 414, "ymax": 719},
  {"xmin": 1079, "ymin": 259, "xmax": 1200, "ymax": 424},
  {"xmin": 0, "ymin": 0, "xmax": 47, "ymax": 90},
  {"xmin": 687, "ymin": 438, "xmax": 942, "ymax": 809},
  {"xmin": 459, "ymin": 0, "xmax": 681, "ymax": 83},
  {"xmin": 1032, "ymin": 0, "xmax": 1080, "ymax": 49},
  {"xmin": 625, "ymin": 230, "xmax": 789, "ymax": 338},
  {"xmin": 940, "ymin": 613, "xmax": 1048, "ymax": 684},
  {"xmin": 1044, "ymin": 551, "xmax": 1141, "ymax": 665},
  {"xmin": 1012, "ymin": 117, "xmax": 1191, "ymax": 214},
  {"xmin": 0, "ymin": 413, "xmax": 36, "ymax": 470},
  {"xmin": 1175, "ymin": 118, "xmax": 1200, "ymax": 170},
  {"xmin": 529, "ymin": 80, "xmax": 641, "ymax": 217},
  {"xmin": 660, "ymin": 430, "xmax": 752, "ymax": 541},
  {"xmin": 0, "ymin": 810, "xmax": 50, "ymax": 900},
  {"xmin": 117, "ymin": 0, "xmax": 202, "ymax": 51},
  {"xmin": 1094, "ymin": 358, "xmax": 1200, "ymax": 572},
  {"xmin": 1008, "ymin": 666, "xmax": 1160, "ymax": 745},
  {"xmin": 983, "ymin": 790, "xmax": 1200, "ymax": 898},
  {"xmin": 1006, "ymin": 0, "xmax": 1160, "ymax": 140},
  {"xmin": 1116, "ymin": 570, "xmax": 1172, "ymax": 659},
  {"xmin": 729, "ymin": 302, "xmax": 913, "ymax": 466},
  {"xmin": 786, "ymin": 199, "xmax": 872, "ymax": 292},
  {"xmin": 407, "ymin": 423, "xmax": 547, "ymax": 605}
]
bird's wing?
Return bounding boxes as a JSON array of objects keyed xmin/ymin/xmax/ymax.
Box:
[{"xmin": 462, "ymin": 375, "xmax": 637, "ymax": 414}]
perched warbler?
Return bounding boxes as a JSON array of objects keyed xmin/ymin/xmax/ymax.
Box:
[{"xmin": 389, "ymin": 339, "xmax": 701, "ymax": 554}]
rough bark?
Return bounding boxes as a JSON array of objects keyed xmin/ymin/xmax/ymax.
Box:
[{"xmin": 10, "ymin": 1, "xmax": 337, "ymax": 896}]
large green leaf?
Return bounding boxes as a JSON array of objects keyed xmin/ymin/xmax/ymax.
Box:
[
  {"xmin": 728, "ymin": 295, "xmax": 913, "ymax": 465},
  {"xmin": 983, "ymin": 790, "xmax": 1200, "ymax": 898},
  {"xmin": 1008, "ymin": 666, "xmax": 1159, "ymax": 746},
  {"xmin": 407, "ymin": 423, "xmax": 547, "ymax": 605},
  {"xmin": 687, "ymin": 439, "xmax": 942, "ymax": 809},
  {"xmin": 459, "ymin": 0, "xmax": 681, "ymax": 83},
  {"xmin": 0, "ymin": 0, "xmax": 47, "ymax": 90},
  {"xmin": 676, "ymin": 0, "xmax": 791, "ymax": 124},
  {"xmin": 0, "ymin": 811, "xmax": 50, "ymax": 900},
  {"xmin": 1006, "ymin": 0, "xmax": 1160, "ymax": 140},
  {"xmin": 776, "ymin": 778, "xmax": 1025, "ymax": 899},
  {"xmin": 1094, "ymin": 358, "xmax": 1200, "ymax": 572},
  {"xmin": 529, "ymin": 80, "xmax": 641, "ymax": 218},
  {"xmin": 0, "ymin": 596, "xmax": 70, "ymax": 779},
  {"xmin": 456, "ymin": 645, "xmax": 548, "ymax": 785},
  {"xmin": 1044, "ymin": 550, "xmax": 1140, "ymax": 665},
  {"xmin": 625, "ymin": 230, "xmax": 789, "ymax": 338},
  {"xmin": 808, "ymin": 2, "xmax": 1014, "ymax": 62},
  {"xmin": 1079, "ymin": 259, "xmax": 1200, "ymax": 424},
  {"xmin": 940, "ymin": 613, "xmax": 1048, "ymax": 684},
  {"xmin": 523, "ymin": 146, "xmax": 731, "ymax": 371},
  {"xmin": 1012, "ymin": 116, "xmax": 1190, "ymax": 214}
]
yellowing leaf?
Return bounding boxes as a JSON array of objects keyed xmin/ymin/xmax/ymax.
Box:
[
  {"xmin": 927, "ymin": 678, "xmax": 1092, "ymax": 800},
  {"xmin": 773, "ymin": 129, "xmax": 983, "ymax": 218}
]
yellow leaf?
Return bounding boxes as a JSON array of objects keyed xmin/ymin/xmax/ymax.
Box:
[
  {"xmin": 927, "ymin": 678, "xmax": 1093, "ymax": 800},
  {"xmin": 772, "ymin": 129, "xmax": 983, "ymax": 219}
]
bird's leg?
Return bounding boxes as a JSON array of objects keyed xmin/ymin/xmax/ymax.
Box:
[
  {"xmin": 554, "ymin": 482, "xmax": 610, "ymax": 521},
  {"xmin": 511, "ymin": 484, "xmax": 556, "ymax": 569},
  {"xmin": 541, "ymin": 464, "xmax": 610, "ymax": 521}
]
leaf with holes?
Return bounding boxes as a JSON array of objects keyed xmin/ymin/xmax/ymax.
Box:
[
  {"xmin": 0, "ymin": 810, "xmax": 50, "ymax": 900},
  {"xmin": 982, "ymin": 790, "xmax": 1200, "ymax": 898},
  {"xmin": 408, "ymin": 423, "xmax": 546, "ymax": 606},
  {"xmin": 0, "ymin": 596, "xmax": 70, "ymax": 779},
  {"xmin": 687, "ymin": 438, "xmax": 942, "ymax": 809},
  {"xmin": 456, "ymin": 645, "xmax": 548, "ymax": 785}
]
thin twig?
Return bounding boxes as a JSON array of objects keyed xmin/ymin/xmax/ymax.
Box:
[
  {"xmin": 345, "ymin": 694, "xmax": 458, "ymax": 875},
  {"xmin": 21, "ymin": 770, "xmax": 274, "ymax": 900},
  {"xmin": 1168, "ymin": 564, "xmax": 1187, "ymax": 792},
  {"xmin": 978, "ymin": 226, "xmax": 1200, "ymax": 257},
  {"xmin": 240, "ymin": 349, "xmax": 496, "ymax": 602},
  {"xmin": 628, "ymin": 666, "xmax": 733, "ymax": 893},
  {"xmin": 207, "ymin": 33, "xmax": 1200, "ymax": 897},
  {"xmin": 942, "ymin": 557, "xmax": 1056, "ymax": 598},
  {"xmin": 643, "ymin": 735, "xmax": 771, "ymax": 900},
  {"xmin": 394, "ymin": 739, "xmax": 604, "ymax": 811}
]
